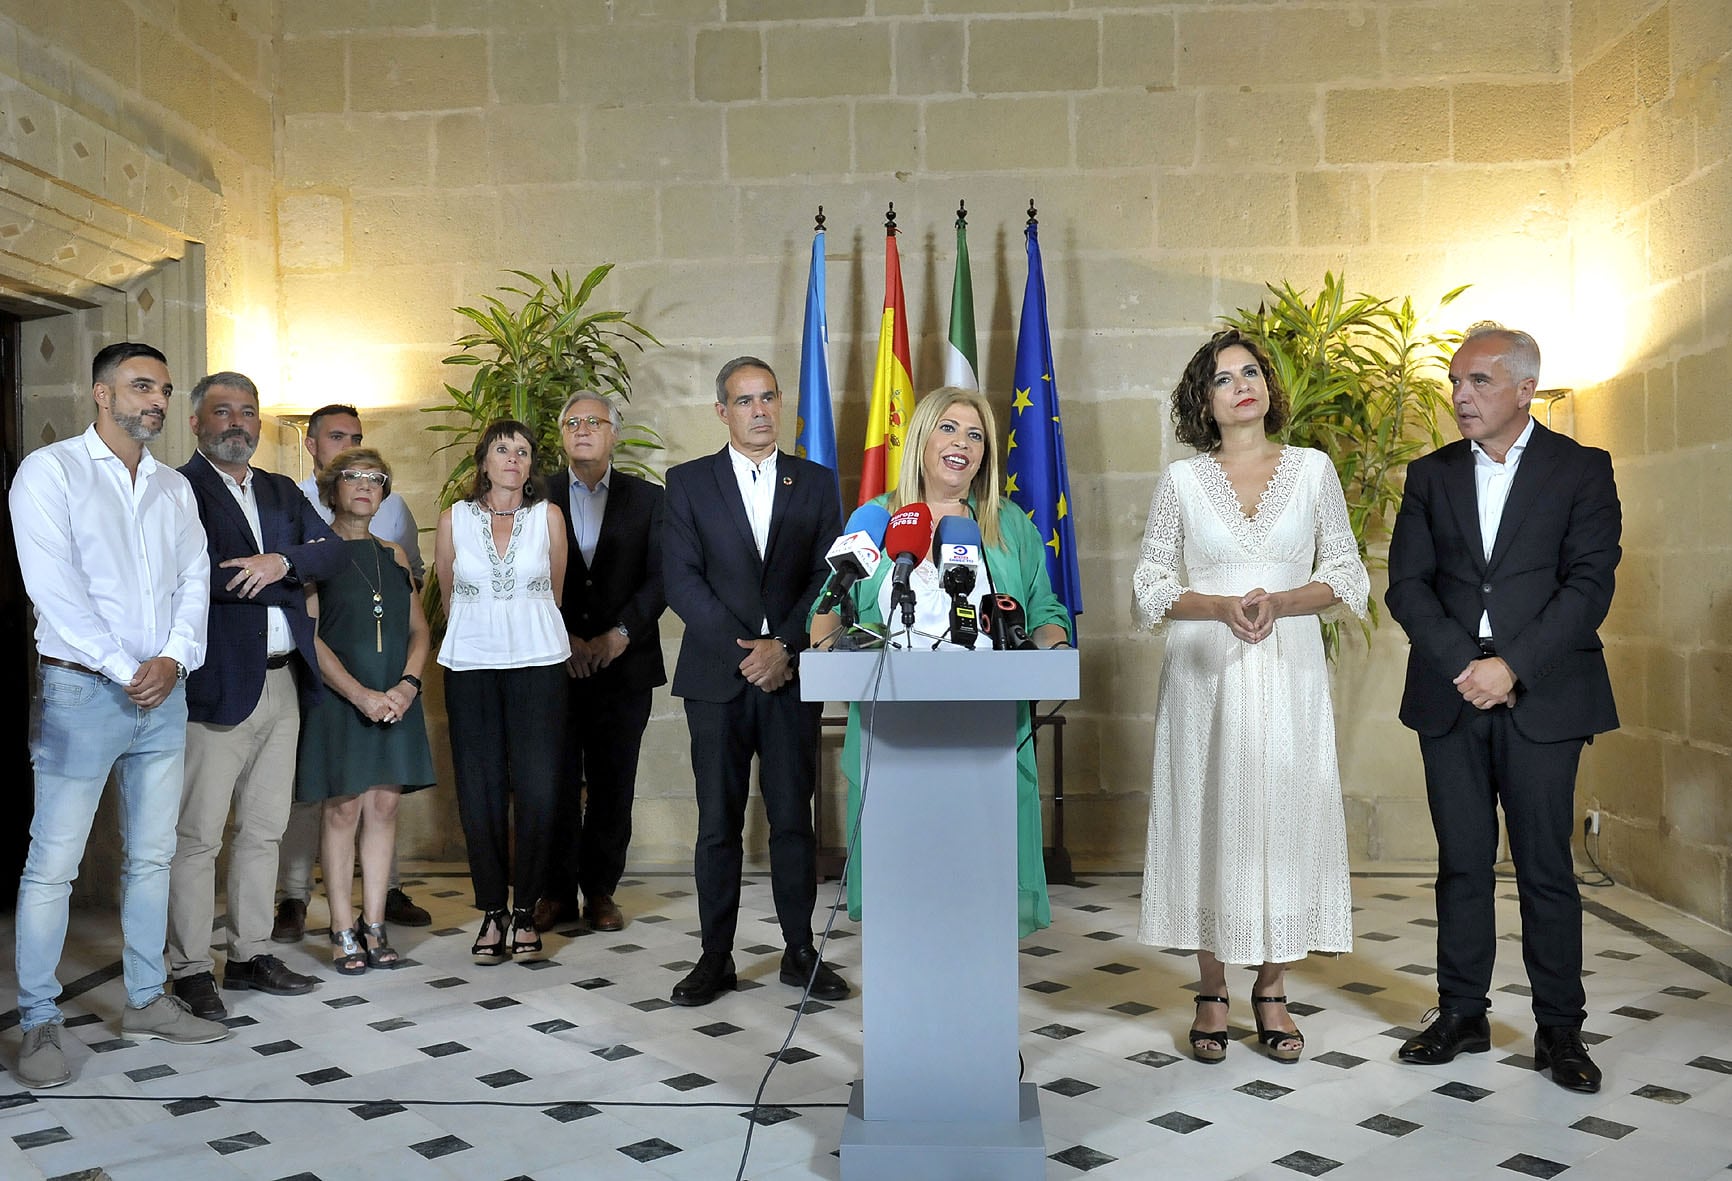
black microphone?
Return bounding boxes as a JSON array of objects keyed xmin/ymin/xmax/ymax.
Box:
[
  {"xmin": 982, "ymin": 593, "xmax": 1035, "ymax": 650},
  {"xmin": 882, "ymin": 503, "xmax": 934, "ymax": 629}
]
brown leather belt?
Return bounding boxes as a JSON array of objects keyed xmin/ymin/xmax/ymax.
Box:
[{"xmin": 39, "ymin": 655, "xmax": 102, "ymax": 676}]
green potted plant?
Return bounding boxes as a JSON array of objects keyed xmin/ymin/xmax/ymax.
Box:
[
  {"xmin": 1222, "ymin": 272, "xmax": 1466, "ymax": 649},
  {"xmin": 421, "ymin": 265, "xmax": 662, "ymax": 622}
]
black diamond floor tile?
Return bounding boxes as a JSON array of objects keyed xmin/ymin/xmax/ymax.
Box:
[
  {"xmin": 1026, "ymin": 980, "xmax": 1068, "ymax": 994},
  {"xmin": 14, "ymin": 1127, "xmax": 71, "ymax": 1150},
  {"xmin": 529, "ymin": 1018, "xmax": 576, "ymax": 1034},
  {"xmin": 1360, "ymin": 1113, "xmax": 1421, "ymax": 1136},
  {"xmin": 1632, "ymin": 1083, "xmax": 1691, "ymax": 1103},
  {"xmin": 771, "ymin": 1046, "xmax": 820, "ymax": 1064},
  {"xmin": 297, "ymin": 1067, "xmax": 349, "ymax": 1086},
  {"xmin": 1127, "ymin": 1049, "xmax": 1181, "ymax": 1069},
  {"xmin": 1571, "ymin": 1115, "xmax": 1636, "ymax": 1139},
  {"xmin": 1274, "ymin": 1149, "xmax": 1342, "ymax": 1175},
  {"xmin": 350, "ymin": 1101, "xmax": 406, "ymax": 1120},
  {"xmin": 1149, "ymin": 1111, "xmax": 1211, "ymax": 1134},
  {"xmin": 740, "ymin": 1104, "xmax": 801, "ymax": 1126},
  {"xmin": 410, "ymin": 1134, "xmax": 470, "ymax": 1159},
  {"xmin": 1033, "ymin": 1023, "xmax": 1083, "ymax": 1039},
  {"xmin": 209, "ymin": 1130, "xmax": 269, "ymax": 1155},
  {"xmin": 543, "ymin": 1102, "xmax": 599, "ymax": 1123},
  {"xmin": 1094, "ymin": 962, "xmax": 1137, "ymax": 975},
  {"xmin": 1314, "ymin": 1051, "xmax": 1366, "ymax": 1068},
  {"xmin": 696, "ymin": 1021, "xmax": 743, "ymax": 1037},
  {"xmin": 618, "ymin": 1137, "xmax": 681, "ymax": 1163},
  {"xmin": 1687, "ymin": 1054, "xmax": 1732, "ymax": 1074},
  {"xmin": 479, "ymin": 1068, "xmax": 530, "ymax": 1088},
  {"xmin": 593, "ymin": 1044, "xmax": 640, "ymax": 1061},
  {"xmin": 1051, "ymin": 1144, "xmax": 1117, "ymax": 1171},
  {"xmin": 125, "ymin": 1063, "xmax": 177, "ymax": 1082},
  {"xmin": 1237, "ymin": 1080, "xmax": 1293, "ymax": 1100},
  {"xmin": 165, "ymin": 1098, "xmax": 219, "ymax": 1116},
  {"xmin": 1611, "ymin": 1004, "xmax": 1660, "ymax": 1020},
  {"xmin": 1497, "ymin": 1153, "xmax": 1568, "ymax": 1178},
  {"xmin": 418, "ymin": 1041, "xmax": 469, "ymax": 1058},
  {"xmin": 1111, "ymin": 1000, "xmax": 1156, "ymax": 1016},
  {"xmin": 322, "ymin": 994, "xmax": 367, "ymax": 1009},
  {"xmin": 367, "ymin": 1017, "xmax": 414, "ymax": 1032},
  {"xmin": 661, "ymin": 1072, "xmax": 714, "ymax": 1091},
  {"xmin": 1339, "ymin": 981, "xmax": 1385, "ymax": 994},
  {"xmin": 1042, "ymin": 1077, "xmax": 1100, "ymax": 1097},
  {"xmin": 1435, "ymin": 1081, "xmax": 1493, "ymax": 1101}
]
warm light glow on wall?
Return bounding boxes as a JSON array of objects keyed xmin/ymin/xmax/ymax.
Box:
[
  {"xmin": 274, "ymin": 342, "xmax": 406, "ymax": 417},
  {"xmin": 231, "ymin": 304, "xmax": 282, "ymax": 397}
]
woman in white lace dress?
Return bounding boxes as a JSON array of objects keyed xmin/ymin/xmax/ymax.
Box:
[{"xmin": 1133, "ymin": 330, "xmax": 1368, "ymax": 1064}]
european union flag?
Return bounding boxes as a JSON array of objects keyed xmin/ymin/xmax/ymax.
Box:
[
  {"xmin": 796, "ymin": 224, "xmax": 840, "ymax": 505},
  {"xmin": 1005, "ymin": 218, "xmax": 1082, "ymax": 637}
]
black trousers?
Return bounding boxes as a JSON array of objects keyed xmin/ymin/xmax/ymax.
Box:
[
  {"xmin": 684, "ymin": 688, "xmax": 820, "ymax": 956},
  {"xmin": 543, "ymin": 684, "xmax": 653, "ymax": 904},
  {"xmin": 445, "ymin": 663, "xmax": 567, "ymax": 912},
  {"xmin": 1419, "ymin": 706, "xmax": 1587, "ymax": 1027}
]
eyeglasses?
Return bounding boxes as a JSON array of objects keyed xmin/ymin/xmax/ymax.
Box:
[
  {"xmin": 338, "ymin": 469, "xmax": 388, "ymax": 487},
  {"xmin": 562, "ymin": 415, "xmax": 610, "ymax": 432}
]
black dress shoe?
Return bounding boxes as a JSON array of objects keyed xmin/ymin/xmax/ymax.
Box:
[
  {"xmin": 173, "ymin": 971, "xmax": 228, "ymax": 1021},
  {"xmin": 1534, "ymin": 1025, "xmax": 1602, "ymax": 1093},
  {"xmin": 270, "ymin": 898, "xmax": 306, "ymax": 944},
  {"xmin": 1398, "ymin": 1010, "xmax": 1491, "ymax": 1064},
  {"xmin": 384, "ymin": 887, "xmax": 432, "ymax": 927},
  {"xmin": 780, "ymin": 944, "xmax": 850, "ymax": 1002},
  {"xmin": 671, "ymin": 951, "xmax": 737, "ymax": 1007},
  {"xmin": 223, "ymin": 953, "xmax": 318, "ymax": 996}
]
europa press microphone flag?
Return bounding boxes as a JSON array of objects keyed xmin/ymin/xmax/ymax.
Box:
[
  {"xmin": 1004, "ymin": 202, "xmax": 1083, "ymax": 639},
  {"xmin": 859, "ymin": 204, "xmax": 913, "ymax": 506},
  {"xmin": 795, "ymin": 210, "xmax": 841, "ymax": 506}
]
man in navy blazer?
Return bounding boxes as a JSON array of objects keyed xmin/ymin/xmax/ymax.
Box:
[
  {"xmin": 662, "ymin": 357, "xmax": 846, "ymax": 1007},
  {"xmin": 1387, "ymin": 324, "xmax": 1621, "ymax": 1093},
  {"xmin": 167, "ymin": 372, "xmax": 345, "ymax": 1020},
  {"xmin": 535, "ymin": 390, "xmax": 668, "ymax": 934}
]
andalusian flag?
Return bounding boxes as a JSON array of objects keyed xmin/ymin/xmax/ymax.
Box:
[
  {"xmin": 796, "ymin": 222, "xmax": 840, "ymax": 505},
  {"xmin": 1005, "ymin": 215, "xmax": 1083, "ymax": 634},
  {"xmin": 859, "ymin": 219, "xmax": 913, "ymax": 505},
  {"xmin": 943, "ymin": 206, "xmax": 978, "ymax": 390}
]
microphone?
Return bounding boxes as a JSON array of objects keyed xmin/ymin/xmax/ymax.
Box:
[
  {"xmin": 982, "ymin": 593, "xmax": 1035, "ymax": 650},
  {"xmin": 934, "ymin": 515, "xmax": 983, "ymax": 647},
  {"xmin": 882, "ymin": 503, "xmax": 934, "ymax": 629},
  {"xmin": 812, "ymin": 503, "xmax": 890, "ymax": 618}
]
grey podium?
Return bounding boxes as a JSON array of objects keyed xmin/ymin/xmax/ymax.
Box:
[{"xmin": 801, "ymin": 647, "xmax": 1081, "ymax": 1181}]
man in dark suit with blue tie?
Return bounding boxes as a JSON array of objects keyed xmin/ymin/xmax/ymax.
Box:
[
  {"xmin": 535, "ymin": 390, "xmax": 668, "ymax": 935},
  {"xmin": 662, "ymin": 357, "xmax": 847, "ymax": 1007},
  {"xmin": 167, "ymin": 372, "xmax": 346, "ymax": 1019},
  {"xmin": 1387, "ymin": 324, "xmax": 1621, "ymax": 1093}
]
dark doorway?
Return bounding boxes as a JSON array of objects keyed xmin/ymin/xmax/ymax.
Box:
[{"xmin": 0, "ymin": 314, "xmax": 28, "ymax": 905}]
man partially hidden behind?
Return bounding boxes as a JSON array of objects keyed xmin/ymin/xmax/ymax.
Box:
[
  {"xmin": 10, "ymin": 342, "xmax": 229, "ymax": 1089},
  {"xmin": 167, "ymin": 372, "xmax": 346, "ymax": 1019},
  {"xmin": 661, "ymin": 357, "xmax": 847, "ymax": 1007},
  {"xmin": 272, "ymin": 402, "xmax": 431, "ymax": 944},
  {"xmin": 1386, "ymin": 323, "xmax": 1621, "ymax": 1093},
  {"xmin": 535, "ymin": 391, "xmax": 667, "ymax": 934}
]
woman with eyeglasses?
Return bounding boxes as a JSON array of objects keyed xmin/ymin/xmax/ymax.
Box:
[
  {"xmin": 434, "ymin": 420, "xmax": 570, "ymax": 966},
  {"xmin": 295, "ymin": 447, "xmax": 435, "ymax": 975}
]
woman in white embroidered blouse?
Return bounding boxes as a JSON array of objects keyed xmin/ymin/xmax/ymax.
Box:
[
  {"xmin": 434, "ymin": 420, "xmax": 571, "ymax": 968},
  {"xmin": 1132, "ymin": 330, "xmax": 1369, "ymax": 1066}
]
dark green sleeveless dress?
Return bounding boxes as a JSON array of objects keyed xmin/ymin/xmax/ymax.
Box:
[{"xmin": 295, "ymin": 538, "xmax": 436, "ymax": 801}]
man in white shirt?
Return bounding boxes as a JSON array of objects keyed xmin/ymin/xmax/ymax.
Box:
[
  {"xmin": 271, "ymin": 403, "xmax": 431, "ymax": 942},
  {"xmin": 167, "ymin": 372, "xmax": 346, "ymax": 1020},
  {"xmin": 10, "ymin": 342, "xmax": 229, "ymax": 1089}
]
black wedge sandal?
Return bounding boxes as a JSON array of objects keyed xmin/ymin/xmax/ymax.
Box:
[
  {"xmin": 1252, "ymin": 994, "xmax": 1305, "ymax": 1063},
  {"xmin": 471, "ymin": 908, "xmax": 511, "ymax": 966},
  {"xmin": 360, "ymin": 920, "xmax": 400, "ymax": 969},
  {"xmin": 331, "ymin": 923, "xmax": 368, "ymax": 976},
  {"xmin": 1189, "ymin": 993, "xmax": 1230, "ymax": 1064},
  {"xmin": 510, "ymin": 907, "xmax": 547, "ymax": 963}
]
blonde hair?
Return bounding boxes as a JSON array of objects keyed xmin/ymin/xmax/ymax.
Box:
[{"xmin": 891, "ymin": 387, "xmax": 1005, "ymax": 550}]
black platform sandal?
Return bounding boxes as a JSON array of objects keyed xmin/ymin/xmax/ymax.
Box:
[
  {"xmin": 1189, "ymin": 994, "xmax": 1229, "ymax": 1064},
  {"xmin": 1252, "ymin": 994, "xmax": 1304, "ymax": 1063},
  {"xmin": 510, "ymin": 907, "xmax": 547, "ymax": 963},
  {"xmin": 360, "ymin": 920, "xmax": 400, "ymax": 969},
  {"xmin": 331, "ymin": 923, "xmax": 368, "ymax": 976},
  {"xmin": 471, "ymin": 909, "xmax": 511, "ymax": 966}
]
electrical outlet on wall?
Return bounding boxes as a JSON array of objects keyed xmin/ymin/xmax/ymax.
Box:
[{"xmin": 1584, "ymin": 809, "xmax": 1601, "ymax": 836}]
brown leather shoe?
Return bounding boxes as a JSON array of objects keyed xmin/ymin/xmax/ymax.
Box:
[
  {"xmin": 586, "ymin": 894, "xmax": 624, "ymax": 932},
  {"xmin": 532, "ymin": 896, "xmax": 572, "ymax": 934},
  {"xmin": 270, "ymin": 898, "xmax": 306, "ymax": 944}
]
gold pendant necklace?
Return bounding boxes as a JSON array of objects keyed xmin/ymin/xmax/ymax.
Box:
[{"xmin": 349, "ymin": 540, "xmax": 386, "ymax": 652}]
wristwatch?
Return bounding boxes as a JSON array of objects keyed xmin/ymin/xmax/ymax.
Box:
[{"xmin": 615, "ymin": 624, "xmax": 630, "ymax": 641}]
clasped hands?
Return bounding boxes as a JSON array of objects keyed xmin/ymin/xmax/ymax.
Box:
[
  {"xmin": 737, "ymin": 637, "xmax": 792, "ymax": 693},
  {"xmin": 1218, "ymin": 589, "xmax": 1282, "ymax": 644},
  {"xmin": 567, "ymin": 629, "xmax": 630, "ymax": 679},
  {"xmin": 1454, "ymin": 657, "xmax": 1516, "ymax": 710},
  {"xmin": 356, "ymin": 681, "xmax": 417, "ymax": 725}
]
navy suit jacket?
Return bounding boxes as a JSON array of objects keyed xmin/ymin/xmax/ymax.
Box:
[
  {"xmin": 545, "ymin": 467, "xmax": 668, "ymax": 696},
  {"xmin": 1386, "ymin": 420, "xmax": 1621, "ymax": 743},
  {"xmin": 662, "ymin": 447, "xmax": 840, "ymax": 704},
  {"xmin": 180, "ymin": 451, "xmax": 345, "ymax": 725}
]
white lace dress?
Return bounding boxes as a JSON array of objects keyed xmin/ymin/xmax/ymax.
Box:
[{"xmin": 1132, "ymin": 446, "xmax": 1368, "ymax": 964}]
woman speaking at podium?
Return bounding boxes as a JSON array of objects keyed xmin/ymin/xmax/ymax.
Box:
[{"xmin": 810, "ymin": 387, "xmax": 1071, "ymax": 938}]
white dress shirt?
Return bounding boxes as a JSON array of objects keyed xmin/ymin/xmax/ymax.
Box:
[
  {"xmin": 11, "ymin": 425, "xmax": 209, "ymax": 683},
  {"xmin": 566, "ymin": 464, "xmax": 611, "ymax": 567},
  {"xmin": 728, "ymin": 446, "xmax": 777, "ymax": 634},
  {"xmin": 298, "ymin": 474, "xmax": 425, "ymax": 582},
  {"xmin": 202, "ymin": 453, "xmax": 293, "ymax": 657},
  {"xmin": 1470, "ymin": 415, "xmax": 1535, "ymax": 640}
]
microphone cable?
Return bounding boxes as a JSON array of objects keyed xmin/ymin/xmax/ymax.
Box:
[{"xmin": 732, "ymin": 638, "xmax": 890, "ymax": 1181}]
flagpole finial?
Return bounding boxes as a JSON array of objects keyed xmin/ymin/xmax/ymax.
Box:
[
  {"xmin": 885, "ymin": 202, "xmax": 898, "ymax": 235},
  {"xmin": 1026, "ymin": 199, "xmax": 1039, "ymax": 227},
  {"xmin": 956, "ymin": 199, "xmax": 967, "ymax": 229},
  {"xmin": 814, "ymin": 205, "xmax": 826, "ymax": 233}
]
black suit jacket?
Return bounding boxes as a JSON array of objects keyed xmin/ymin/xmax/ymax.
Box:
[
  {"xmin": 662, "ymin": 447, "xmax": 840, "ymax": 704},
  {"xmin": 1386, "ymin": 420, "xmax": 1621, "ymax": 743},
  {"xmin": 545, "ymin": 466, "xmax": 668, "ymax": 696},
  {"xmin": 180, "ymin": 451, "xmax": 346, "ymax": 726}
]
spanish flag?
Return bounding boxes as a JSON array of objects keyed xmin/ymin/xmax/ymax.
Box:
[{"xmin": 859, "ymin": 220, "xmax": 913, "ymax": 505}]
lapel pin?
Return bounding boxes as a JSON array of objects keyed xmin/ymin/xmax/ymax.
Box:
[{"xmin": 782, "ymin": 475, "xmax": 793, "ymax": 486}]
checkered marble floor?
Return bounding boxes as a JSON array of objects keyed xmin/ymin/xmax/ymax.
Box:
[{"xmin": 2, "ymin": 865, "xmax": 1729, "ymax": 1181}]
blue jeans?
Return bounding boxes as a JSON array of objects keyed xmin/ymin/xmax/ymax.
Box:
[{"xmin": 16, "ymin": 666, "xmax": 187, "ymax": 1030}]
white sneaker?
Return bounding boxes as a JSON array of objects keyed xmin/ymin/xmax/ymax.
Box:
[
  {"xmin": 121, "ymin": 994, "xmax": 230, "ymax": 1045},
  {"xmin": 17, "ymin": 1023, "xmax": 72, "ymax": 1089}
]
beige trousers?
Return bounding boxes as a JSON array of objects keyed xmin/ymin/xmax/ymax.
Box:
[{"xmin": 166, "ymin": 666, "xmax": 300, "ymax": 978}]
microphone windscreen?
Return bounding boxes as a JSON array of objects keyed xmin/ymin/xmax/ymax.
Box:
[
  {"xmin": 933, "ymin": 514, "xmax": 983, "ymax": 552},
  {"xmin": 843, "ymin": 501, "xmax": 891, "ymax": 544},
  {"xmin": 883, "ymin": 502, "xmax": 934, "ymax": 564}
]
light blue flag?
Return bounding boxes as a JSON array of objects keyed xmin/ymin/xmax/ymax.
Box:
[
  {"xmin": 796, "ymin": 226, "xmax": 840, "ymax": 504},
  {"xmin": 1005, "ymin": 218, "xmax": 1083, "ymax": 638}
]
